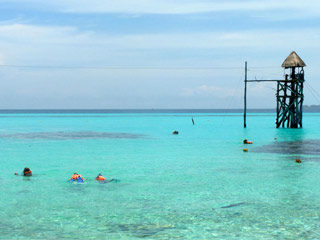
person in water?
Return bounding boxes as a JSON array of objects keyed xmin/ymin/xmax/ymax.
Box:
[
  {"xmin": 96, "ymin": 173, "xmax": 106, "ymax": 181},
  {"xmin": 23, "ymin": 167, "xmax": 32, "ymax": 176},
  {"xmin": 243, "ymin": 139, "xmax": 253, "ymax": 144},
  {"xmin": 70, "ymin": 172, "xmax": 84, "ymax": 182}
]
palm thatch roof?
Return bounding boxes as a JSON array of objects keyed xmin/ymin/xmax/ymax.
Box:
[{"xmin": 282, "ymin": 51, "xmax": 306, "ymax": 68}]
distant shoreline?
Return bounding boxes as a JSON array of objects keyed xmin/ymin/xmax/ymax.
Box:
[{"xmin": 0, "ymin": 106, "xmax": 319, "ymax": 113}]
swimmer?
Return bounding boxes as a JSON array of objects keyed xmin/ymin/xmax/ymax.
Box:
[
  {"xmin": 70, "ymin": 172, "xmax": 84, "ymax": 182},
  {"xmin": 243, "ymin": 139, "xmax": 253, "ymax": 144},
  {"xmin": 23, "ymin": 167, "xmax": 32, "ymax": 176},
  {"xmin": 96, "ymin": 173, "xmax": 107, "ymax": 181},
  {"xmin": 70, "ymin": 172, "xmax": 78, "ymax": 180},
  {"xmin": 172, "ymin": 131, "xmax": 179, "ymax": 135}
]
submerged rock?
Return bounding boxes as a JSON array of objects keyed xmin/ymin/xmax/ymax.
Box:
[
  {"xmin": 108, "ymin": 223, "xmax": 174, "ymax": 238},
  {"xmin": 0, "ymin": 131, "xmax": 145, "ymax": 140}
]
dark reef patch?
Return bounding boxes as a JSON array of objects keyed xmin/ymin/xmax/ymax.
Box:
[
  {"xmin": 108, "ymin": 223, "xmax": 174, "ymax": 238},
  {"xmin": 252, "ymin": 139, "xmax": 320, "ymax": 156},
  {"xmin": 0, "ymin": 131, "xmax": 145, "ymax": 140}
]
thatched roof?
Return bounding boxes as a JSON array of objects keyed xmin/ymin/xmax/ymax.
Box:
[{"xmin": 282, "ymin": 51, "xmax": 306, "ymax": 68}]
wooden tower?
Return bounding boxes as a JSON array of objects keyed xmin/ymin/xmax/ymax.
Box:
[{"xmin": 276, "ymin": 51, "xmax": 306, "ymax": 128}]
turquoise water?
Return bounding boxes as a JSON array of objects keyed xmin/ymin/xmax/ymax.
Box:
[{"xmin": 1, "ymin": 112, "xmax": 320, "ymax": 239}]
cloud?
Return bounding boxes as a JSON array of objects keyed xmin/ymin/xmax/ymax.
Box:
[
  {"xmin": 181, "ymin": 85, "xmax": 242, "ymax": 97},
  {"xmin": 0, "ymin": 23, "xmax": 318, "ymax": 108},
  {"xmin": 0, "ymin": 1, "xmax": 319, "ymax": 109},
  {"xmin": 0, "ymin": 24, "xmax": 80, "ymax": 43},
  {"xmin": 0, "ymin": 23, "xmax": 319, "ymax": 64},
  {"xmin": 4, "ymin": 0, "xmax": 320, "ymax": 15},
  {"xmin": 182, "ymin": 82, "xmax": 277, "ymax": 99},
  {"xmin": 0, "ymin": 23, "xmax": 318, "ymax": 75}
]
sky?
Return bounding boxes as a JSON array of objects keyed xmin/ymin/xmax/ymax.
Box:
[{"xmin": 0, "ymin": 0, "xmax": 319, "ymax": 109}]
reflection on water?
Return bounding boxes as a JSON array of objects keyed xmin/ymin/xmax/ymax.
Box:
[
  {"xmin": 0, "ymin": 131, "xmax": 145, "ymax": 140},
  {"xmin": 253, "ymin": 139, "xmax": 320, "ymax": 155}
]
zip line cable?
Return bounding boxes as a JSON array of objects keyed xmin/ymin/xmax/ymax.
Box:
[
  {"xmin": 306, "ymin": 82, "xmax": 320, "ymax": 105},
  {"xmin": 0, "ymin": 64, "xmax": 243, "ymax": 70},
  {"xmin": 306, "ymin": 82, "xmax": 320, "ymax": 100},
  {"xmin": 0, "ymin": 64, "xmax": 282, "ymax": 71},
  {"xmin": 306, "ymin": 84, "xmax": 320, "ymax": 104},
  {"xmin": 217, "ymin": 76, "xmax": 243, "ymax": 128}
]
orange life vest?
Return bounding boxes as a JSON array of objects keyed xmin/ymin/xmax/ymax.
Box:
[
  {"xmin": 24, "ymin": 170, "xmax": 32, "ymax": 176},
  {"xmin": 71, "ymin": 174, "xmax": 79, "ymax": 180},
  {"xmin": 96, "ymin": 175, "xmax": 106, "ymax": 181}
]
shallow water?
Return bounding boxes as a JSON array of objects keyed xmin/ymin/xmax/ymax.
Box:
[{"xmin": 1, "ymin": 112, "xmax": 320, "ymax": 239}]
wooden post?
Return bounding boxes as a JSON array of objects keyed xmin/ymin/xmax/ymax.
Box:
[
  {"xmin": 244, "ymin": 61, "xmax": 247, "ymax": 128},
  {"xmin": 276, "ymin": 81, "xmax": 279, "ymax": 128},
  {"xmin": 242, "ymin": 52, "xmax": 305, "ymax": 128},
  {"xmin": 300, "ymin": 78, "xmax": 304, "ymax": 127}
]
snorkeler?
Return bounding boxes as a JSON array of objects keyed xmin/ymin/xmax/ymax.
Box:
[
  {"xmin": 70, "ymin": 172, "xmax": 84, "ymax": 182},
  {"xmin": 243, "ymin": 139, "xmax": 253, "ymax": 144},
  {"xmin": 23, "ymin": 167, "xmax": 32, "ymax": 176},
  {"xmin": 96, "ymin": 173, "xmax": 106, "ymax": 181}
]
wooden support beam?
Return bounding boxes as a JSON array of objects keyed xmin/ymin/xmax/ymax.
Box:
[
  {"xmin": 245, "ymin": 64, "xmax": 304, "ymax": 128},
  {"xmin": 244, "ymin": 61, "xmax": 247, "ymax": 128}
]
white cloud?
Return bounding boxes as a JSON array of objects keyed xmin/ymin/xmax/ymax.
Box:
[
  {"xmin": 0, "ymin": 1, "xmax": 319, "ymax": 108},
  {"xmin": 0, "ymin": 23, "xmax": 318, "ymax": 108},
  {"xmin": 6, "ymin": 0, "xmax": 319, "ymax": 15},
  {"xmin": 0, "ymin": 23, "xmax": 319, "ymax": 52},
  {"xmin": 182, "ymin": 82, "xmax": 279, "ymax": 100},
  {"xmin": 0, "ymin": 23, "xmax": 318, "ymax": 70},
  {"xmin": 181, "ymin": 85, "xmax": 242, "ymax": 97},
  {"xmin": 0, "ymin": 24, "xmax": 88, "ymax": 44}
]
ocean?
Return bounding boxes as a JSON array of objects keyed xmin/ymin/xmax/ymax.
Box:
[{"xmin": 0, "ymin": 111, "xmax": 320, "ymax": 239}]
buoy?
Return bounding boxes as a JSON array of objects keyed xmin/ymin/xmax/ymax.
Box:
[
  {"xmin": 243, "ymin": 148, "xmax": 248, "ymax": 152},
  {"xmin": 296, "ymin": 159, "xmax": 302, "ymax": 163}
]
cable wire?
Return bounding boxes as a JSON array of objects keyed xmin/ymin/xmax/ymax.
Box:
[{"xmin": 0, "ymin": 64, "xmax": 244, "ymax": 70}]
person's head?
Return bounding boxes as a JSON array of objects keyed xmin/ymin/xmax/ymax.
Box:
[{"xmin": 24, "ymin": 167, "xmax": 30, "ymax": 173}]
